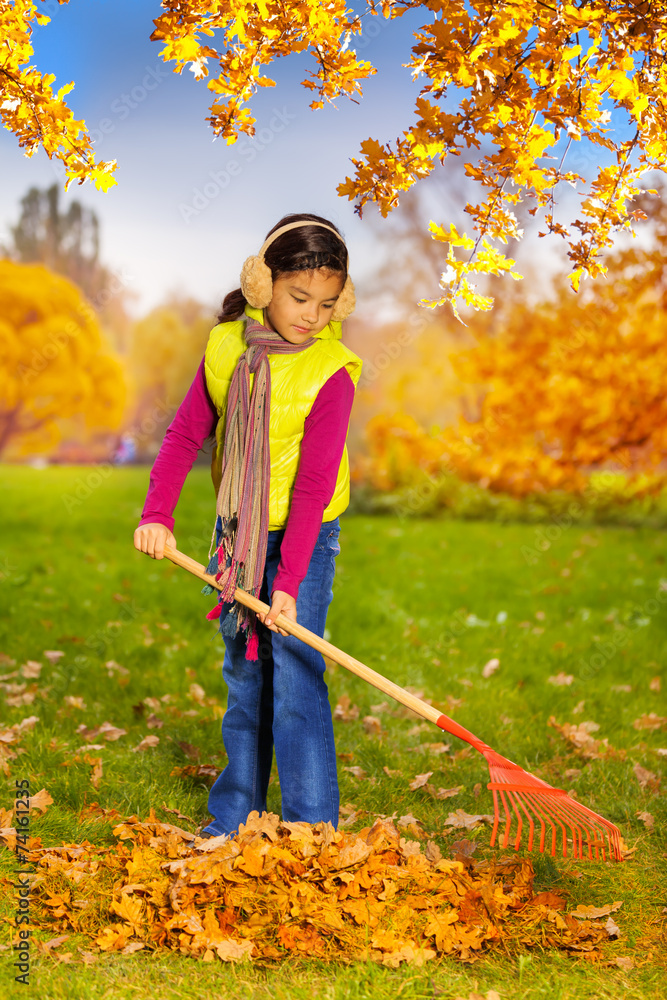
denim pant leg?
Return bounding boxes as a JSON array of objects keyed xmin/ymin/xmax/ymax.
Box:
[
  {"xmin": 202, "ymin": 628, "xmax": 274, "ymax": 837},
  {"xmin": 203, "ymin": 548, "xmax": 275, "ymax": 837},
  {"xmin": 263, "ymin": 518, "xmax": 340, "ymax": 826}
]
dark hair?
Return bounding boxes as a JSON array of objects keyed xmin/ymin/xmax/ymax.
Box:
[{"xmin": 217, "ymin": 213, "xmax": 348, "ymax": 322}]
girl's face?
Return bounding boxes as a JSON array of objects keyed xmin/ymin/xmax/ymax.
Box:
[{"xmin": 264, "ymin": 269, "xmax": 345, "ymax": 344}]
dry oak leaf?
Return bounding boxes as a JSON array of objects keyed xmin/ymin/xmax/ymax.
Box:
[
  {"xmin": 343, "ymin": 766, "xmax": 367, "ymax": 780},
  {"xmin": 633, "ymin": 763, "xmax": 660, "ymax": 791},
  {"xmin": 43, "ymin": 650, "xmax": 65, "ymax": 664},
  {"xmin": 433, "ymin": 786, "xmax": 464, "ymax": 800},
  {"xmin": 444, "ymin": 810, "xmax": 494, "ymax": 830},
  {"xmin": 409, "ymin": 771, "xmax": 433, "ymax": 791},
  {"xmin": 20, "ymin": 661, "xmax": 42, "ymax": 679},
  {"xmin": 571, "ymin": 901, "xmax": 622, "ymax": 919},
  {"xmin": 333, "ymin": 694, "xmax": 359, "ymax": 721},
  {"xmin": 28, "ymin": 788, "xmax": 53, "ymax": 814},
  {"xmin": 632, "ymin": 713, "xmax": 667, "ymax": 731},
  {"xmin": 649, "ymin": 677, "xmax": 661, "ymax": 692},
  {"xmin": 612, "ymin": 956, "xmax": 634, "ymax": 971},
  {"xmin": 548, "ymin": 672, "xmax": 574, "ymax": 686},
  {"xmin": 482, "ymin": 658, "xmax": 500, "ymax": 678},
  {"xmin": 132, "ymin": 735, "xmax": 160, "ymax": 753},
  {"xmin": 636, "ymin": 811, "xmax": 655, "ymax": 830},
  {"xmin": 97, "ymin": 721, "xmax": 127, "ymax": 742},
  {"xmin": 605, "ymin": 916, "xmax": 621, "ymax": 938},
  {"xmin": 362, "ymin": 715, "xmax": 382, "ymax": 736},
  {"xmin": 397, "ymin": 813, "xmax": 423, "ymax": 829}
]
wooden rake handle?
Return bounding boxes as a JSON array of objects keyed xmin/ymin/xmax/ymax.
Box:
[{"xmin": 162, "ymin": 544, "xmax": 484, "ymax": 750}]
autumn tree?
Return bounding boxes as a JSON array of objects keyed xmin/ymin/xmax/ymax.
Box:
[
  {"xmin": 4, "ymin": 184, "xmax": 107, "ymax": 301},
  {"xmin": 362, "ymin": 182, "xmax": 667, "ymax": 497},
  {"xmin": 125, "ymin": 296, "xmax": 212, "ymax": 458},
  {"xmin": 0, "ymin": 260, "xmax": 125, "ymax": 458}
]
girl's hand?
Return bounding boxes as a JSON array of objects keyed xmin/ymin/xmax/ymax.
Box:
[
  {"xmin": 134, "ymin": 523, "xmax": 176, "ymax": 559},
  {"xmin": 260, "ymin": 590, "xmax": 296, "ymax": 637}
]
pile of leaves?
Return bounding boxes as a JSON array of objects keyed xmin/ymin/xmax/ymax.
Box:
[{"xmin": 2, "ymin": 810, "xmax": 624, "ymax": 967}]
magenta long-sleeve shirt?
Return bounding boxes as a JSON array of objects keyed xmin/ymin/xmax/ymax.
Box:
[{"xmin": 138, "ymin": 357, "xmax": 355, "ymax": 599}]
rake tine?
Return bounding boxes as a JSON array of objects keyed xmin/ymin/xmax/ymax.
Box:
[
  {"xmin": 497, "ymin": 789, "xmax": 514, "ymax": 849},
  {"xmin": 514, "ymin": 791, "xmax": 537, "ymax": 852},
  {"xmin": 490, "ymin": 788, "xmax": 500, "ymax": 849}
]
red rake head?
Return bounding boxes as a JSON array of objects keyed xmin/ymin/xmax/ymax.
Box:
[{"xmin": 485, "ymin": 752, "xmax": 622, "ymax": 862}]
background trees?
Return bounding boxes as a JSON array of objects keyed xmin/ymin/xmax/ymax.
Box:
[{"xmin": 0, "ymin": 260, "xmax": 125, "ymax": 459}]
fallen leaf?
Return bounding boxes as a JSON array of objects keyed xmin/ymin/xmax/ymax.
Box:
[
  {"xmin": 20, "ymin": 661, "xmax": 42, "ymax": 679},
  {"xmin": 636, "ymin": 811, "xmax": 654, "ymax": 830},
  {"xmin": 605, "ymin": 916, "xmax": 621, "ymax": 938},
  {"xmin": 362, "ymin": 715, "xmax": 382, "ymax": 737},
  {"xmin": 632, "ymin": 713, "xmax": 666, "ymax": 731},
  {"xmin": 548, "ymin": 672, "xmax": 574, "ymax": 686},
  {"xmin": 571, "ymin": 901, "xmax": 622, "ymax": 919},
  {"xmin": 28, "ymin": 788, "xmax": 53, "ymax": 814},
  {"xmin": 611, "ymin": 684, "xmax": 632, "ymax": 693},
  {"xmin": 612, "ymin": 956, "xmax": 634, "ymax": 971},
  {"xmin": 333, "ymin": 694, "xmax": 359, "ymax": 722},
  {"xmin": 63, "ymin": 696, "xmax": 86, "ymax": 710},
  {"xmin": 444, "ymin": 810, "xmax": 494, "ymax": 830},
  {"xmin": 98, "ymin": 721, "xmax": 127, "ymax": 742},
  {"xmin": 633, "ymin": 763, "xmax": 660, "ymax": 790},
  {"xmin": 132, "ymin": 735, "xmax": 160, "ymax": 753},
  {"xmin": 649, "ymin": 676, "xmax": 661, "ymax": 692},
  {"xmin": 482, "ymin": 658, "xmax": 500, "ymax": 678},
  {"xmin": 450, "ymin": 838, "xmax": 477, "ymax": 858},
  {"xmin": 433, "ymin": 786, "xmax": 463, "ymax": 800},
  {"xmin": 425, "ymin": 841, "xmax": 442, "ymax": 863},
  {"xmin": 343, "ymin": 766, "xmax": 367, "ymax": 780},
  {"xmin": 572, "ymin": 700, "xmax": 585, "ymax": 715},
  {"xmin": 397, "ymin": 813, "xmax": 422, "ymax": 828},
  {"xmin": 43, "ymin": 650, "xmax": 65, "ymax": 664},
  {"xmin": 188, "ymin": 683, "xmax": 206, "ymax": 704},
  {"xmin": 409, "ymin": 771, "xmax": 433, "ymax": 791}
]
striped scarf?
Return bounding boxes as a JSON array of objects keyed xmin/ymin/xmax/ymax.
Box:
[{"xmin": 205, "ymin": 316, "xmax": 316, "ymax": 660}]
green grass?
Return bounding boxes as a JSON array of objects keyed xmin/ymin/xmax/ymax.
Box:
[{"xmin": 0, "ymin": 465, "xmax": 665, "ymax": 1000}]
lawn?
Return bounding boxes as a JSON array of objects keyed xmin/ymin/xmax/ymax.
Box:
[{"xmin": 0, "ymin": 465, "xmax": 665, "ymax": 1000}]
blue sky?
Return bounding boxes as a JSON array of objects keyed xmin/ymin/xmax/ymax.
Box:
[{"xmin": 0, "ymin": 0, "xmax": 428, "ymax": 313}]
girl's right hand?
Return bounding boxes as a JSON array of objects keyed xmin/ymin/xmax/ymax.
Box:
[{"xmin": 133, "ymin": 523, "xmax": 177, "ymax": 560}]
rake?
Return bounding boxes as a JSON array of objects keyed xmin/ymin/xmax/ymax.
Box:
[{"xmin": 162, "ymin": 544, "xmax": 623, "ymax": 862}]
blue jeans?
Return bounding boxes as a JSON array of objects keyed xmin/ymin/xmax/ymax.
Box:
[{"xmin": 202, "ymin": 517, "xmax": 341, "ymax": 836}]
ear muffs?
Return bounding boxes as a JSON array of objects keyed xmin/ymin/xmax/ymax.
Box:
[
  {"xmin": 331, "ymin": 275, "xmax": 355, "ymax": 322},
  {"xmin": 240, "ymin": 254, "xmax": 273, "ymax": 309},
  {"xmin": 239, "ymin": 220, "xmax": 356, "ymax": 321}
]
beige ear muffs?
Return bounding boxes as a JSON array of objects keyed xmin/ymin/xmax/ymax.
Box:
[{"xmin": 240, "ymin": 220, "xmax": 356, "ymax": 320}]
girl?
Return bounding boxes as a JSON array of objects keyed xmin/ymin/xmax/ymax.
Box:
[{"xmin": 133, "ymin": 213, "xmax": 362, "ymax": 837}]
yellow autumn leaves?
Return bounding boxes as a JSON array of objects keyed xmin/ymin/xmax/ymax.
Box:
[
  {"xmin": 0, "ymin": 0, "xmax": 116, "ymax": 190},
  {"xmin": 3, "ymin": 809, "xmax": 623, "ymax": 966},
  {"xmin": 0, "ymin": 261, "xmax": 125, "ymax": 457},
  {"xmin": 4, "ymin": 2, "xmax": 667, "ymax": 313}
]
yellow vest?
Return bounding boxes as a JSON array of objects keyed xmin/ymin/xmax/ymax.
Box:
[{"xmin": 204, "ymin": 306, "xmax": 362, "ymax": 530}]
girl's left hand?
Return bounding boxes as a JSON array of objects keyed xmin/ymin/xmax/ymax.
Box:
[{"xmin": 260, "ymin": 590, "xmax": 296, "ymax": 637}]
